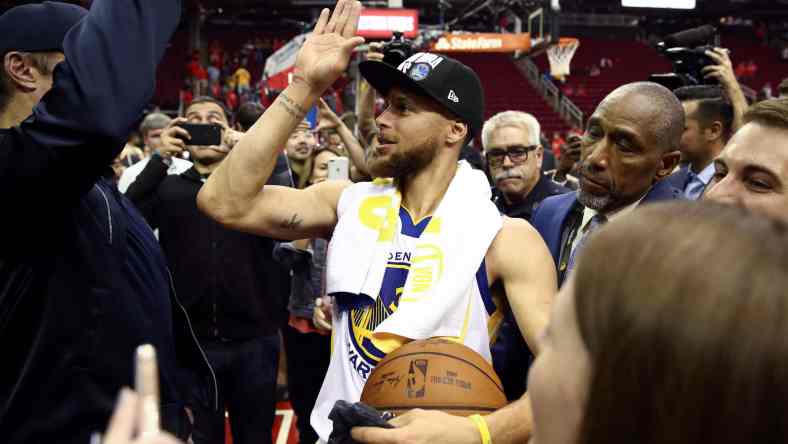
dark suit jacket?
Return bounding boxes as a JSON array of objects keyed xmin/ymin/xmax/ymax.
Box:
[
  {"xmin": 532, "ymin": 179, "xmax": 683, "ymax": 284},
  {"xmin": 666, "ymin": 165, "xmax": 690, "ymax": 194}
]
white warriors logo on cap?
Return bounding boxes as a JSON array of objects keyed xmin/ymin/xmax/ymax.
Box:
[{"xmin": 397, "ymin": 53, "xmax": 446, "ymax": 81}]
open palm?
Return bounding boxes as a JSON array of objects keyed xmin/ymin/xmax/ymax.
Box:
[{"xmin": 294, "ymin": 0, "xmax": 365, "ymax": 93}]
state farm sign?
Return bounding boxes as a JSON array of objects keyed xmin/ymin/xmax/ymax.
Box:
[
  {"xmin": 357, "ymin": 8, "xmax": 419, "ymax": 39},
  {"xmin": 431, "ymin": 33, "xmax": 532, "ymax": 53}
]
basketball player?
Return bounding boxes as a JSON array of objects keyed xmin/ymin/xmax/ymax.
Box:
[{"xmin": 197, "ymin": 1, "xmax": 555, "ymax": 442}]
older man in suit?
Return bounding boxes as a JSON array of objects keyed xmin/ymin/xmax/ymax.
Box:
[{"xmin": 533, "ymin": 82, "xmax": 685, "ymax": 286}]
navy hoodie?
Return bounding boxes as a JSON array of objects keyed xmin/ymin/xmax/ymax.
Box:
[{"xmin": 0, "ymin": 1, "xmax": 216, "ymax": 442}]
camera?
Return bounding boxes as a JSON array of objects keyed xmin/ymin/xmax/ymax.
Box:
[
  {"xmin": 649, "ymin": 25, "xmax": 720, "ymax": 90},
  {"xmin": 382, "ymin": 31, "xmax": 415, "ymax": 67}
]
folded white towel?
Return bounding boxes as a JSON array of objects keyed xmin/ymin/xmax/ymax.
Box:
[{"xmin": 326, "ymin": 161, "xmax": 503, "ymax": 340}]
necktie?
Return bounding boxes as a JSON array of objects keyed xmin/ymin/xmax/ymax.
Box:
[
  {"xmin": 566, "ymin": 214, "xmax": 607, "ymax": 276},
  {"xmin": 684, "ymin": 171, "xmax": 705, "ymax": 200}
]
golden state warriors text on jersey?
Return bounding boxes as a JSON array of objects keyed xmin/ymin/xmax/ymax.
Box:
[{"xmin": 338, "ymin": 208, "xmax": 427, "ymax": 380}]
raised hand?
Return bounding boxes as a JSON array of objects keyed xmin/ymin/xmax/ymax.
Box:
[
  {"xmin": 703, "ymin": 48, "xmax": 736, "ymax": 89},
  {"xmin": 101, "ymin": 389, "xmax": 183, "ymax": 444},
  {"xmin": 293, "ymin": 0, "xmax": 365, "ymax": 95},
  {"xmin": 315, "ymin": 98, "xmax": 341, "ymax": 132},
  {"xmin": 158, "ymin": 118, "xmax": 189, "ymax": 158}
]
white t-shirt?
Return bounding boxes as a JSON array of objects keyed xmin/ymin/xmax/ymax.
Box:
[{"xmin": 117, "ymin": 156, "xmax": 193, "ymax": 193}]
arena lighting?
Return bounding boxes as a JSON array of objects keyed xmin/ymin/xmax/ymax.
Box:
[{"xmin": 622, "ymin": 0, "xmax": 696, "ymax": 9}]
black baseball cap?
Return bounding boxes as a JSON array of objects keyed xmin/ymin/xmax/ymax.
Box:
[
  {"xmin": 0, "ymin": 2, "xmax": 87, "ymax": 56},
  {"xmin": 359, "ymin": 52, "xmax": 485, "ymax": 137}
]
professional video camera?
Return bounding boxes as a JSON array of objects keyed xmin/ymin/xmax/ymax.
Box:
[
  {"xmin": 382, "ymin": 31, "xmax": 416, "ymax": 67},
  {"xmin": 649, "ymin": 25, "xmax": 721, "ymax": 90}
]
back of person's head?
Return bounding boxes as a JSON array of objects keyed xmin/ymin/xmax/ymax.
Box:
[
  {"xmin": 236, "ymin": 102, "xmax": 264, "ymax": 131},
  {"xmin": 0, "ymin": 2, "xmax": 87, "ymax": 115},
  {"xmin": 0, "ymin": 53, "xmax": 53, "ymax": 114},
  {"xmin": 743, "ymin": 96, "xmax": 788, "ymax": 130},
  {"xmin": 575, "ymin": 201, "xmax": 788, "ymax": 444},
  {"xmin": 139, "ymin": 112, "xmax": 172, "ymax": 137},
  {"xmin": 674, "ymin": 85, "xmax": 735, "ymax": 142}
]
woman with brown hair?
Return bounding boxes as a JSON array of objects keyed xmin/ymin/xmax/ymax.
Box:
[{"xmin": 528, "ymin": 201, "xmax": 788, "ymax": 444}]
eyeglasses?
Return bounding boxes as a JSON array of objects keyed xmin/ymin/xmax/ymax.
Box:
[{"xmin": 485, "ymin": 145, "xmax": 539, "ymax": 168}]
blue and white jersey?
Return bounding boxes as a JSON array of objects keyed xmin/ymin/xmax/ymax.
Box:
[{"xmin": 311, "ymin": 207, "xmax": 503, "ymax": 442}]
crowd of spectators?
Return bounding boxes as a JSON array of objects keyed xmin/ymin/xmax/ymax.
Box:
[
  {"xmin": 7, "ymin": 2, "xmax": 788, "ymax": 444},
  {"xmin": 181, "ymin": 36, "xmax": 289, "ymax": 114}
]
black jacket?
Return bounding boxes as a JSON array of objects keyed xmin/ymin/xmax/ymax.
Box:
[
  {"xmin": 127, "ymin": 156, "xmax": 290, "ymax": 340},
  {"xmin": 0, "ymin": 2, "xmax": 216, "ymax": 443},
  {"xmin": 493, "ymin": 174, "xmax": 569, "ymax": 222}
]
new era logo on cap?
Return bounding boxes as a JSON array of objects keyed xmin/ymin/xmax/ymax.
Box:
[{"xmin": 448, "ymin": 90, "xmax": 460, "ymax": 103}]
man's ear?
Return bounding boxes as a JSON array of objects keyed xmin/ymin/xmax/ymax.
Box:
[
  {"xmin": 655, "ymin": 149, "xmax": 682, "ymax": 181},
  {"xmin": 535, "ymin": 145, "xmax": 544, "ymax": 170},
  {"xmin": 705, "ymin": 121, "xmax": 725, "ymax": 143},
  {"xmin": 446, "ymin": 121, "xmax": 469, "ymax": 146},
  {"xmin": 4, "ymin": 52, "xmax": 38, "ymax": 93}
]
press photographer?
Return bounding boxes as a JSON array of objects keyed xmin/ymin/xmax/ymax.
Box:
[{"xmin": 650, "ymin": 25, "xmax": 748, "ymax": 131}]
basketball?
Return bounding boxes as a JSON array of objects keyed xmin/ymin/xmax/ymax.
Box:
[{"xmin": 360, "ymin": 338, "xmax": 507, "ymax": 417}]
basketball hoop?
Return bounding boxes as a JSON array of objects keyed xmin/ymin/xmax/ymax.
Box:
[{"xmin": 547, "ymin": 37, "xmax": 580, "ymax": 80}]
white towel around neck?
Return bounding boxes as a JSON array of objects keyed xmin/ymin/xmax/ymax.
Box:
[{"xmin": 326, "ymin": 161, "xmax": 503, "ymax": 340}]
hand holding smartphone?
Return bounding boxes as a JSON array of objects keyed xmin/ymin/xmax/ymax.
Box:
[
  {"xmin": 176, "ymin": 123, "xmax": 223, "ymax": 146},
  {"xmin": 327, "ymin": 157, "xmax": 350, "ymax": 181}
]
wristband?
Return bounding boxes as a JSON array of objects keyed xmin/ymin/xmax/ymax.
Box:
[{"xmin": 469, "ymin": 414, "xmax": 492, "ymax": 444}]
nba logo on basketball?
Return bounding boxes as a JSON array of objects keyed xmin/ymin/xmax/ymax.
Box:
[{"xmin": 407, "ymin": 359, "xmax": 429, "ymax": 398}]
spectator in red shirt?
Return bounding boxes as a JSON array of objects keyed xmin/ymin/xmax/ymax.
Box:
[
  {"xmin": 225, "ymin": 89, "xmax": 239, "ymax": 111},
  {"xmin": 180, "ymin": 84, "xmax": 193, "ymax": 107},
  {"xmin": 551, "ymin": 132, "xmax": 566, "ymax": 158},
  {"xmin": 210, "ymin": 82, "xmax": 222, "ymax": 99}
]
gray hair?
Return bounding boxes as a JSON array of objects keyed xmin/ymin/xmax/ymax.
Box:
[
  {"xmin": 481, "ymin": 111, "xmax": 541, "ymax": 150},
  {"xmin": 139, "ymin": 112, "xmax": 172, "ymax": 136}
]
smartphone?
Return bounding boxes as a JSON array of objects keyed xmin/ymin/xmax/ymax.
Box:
[
  {"xmin": 327, "ymin": 157, "xmax": 350, "ymax": 181},
  {"xmin": 177, "ymin": 123, "xmax": 222, "ymax": 146},
  {"xmin": 135, "ymin": 344, "xmax": 160, "ymax": 436}
]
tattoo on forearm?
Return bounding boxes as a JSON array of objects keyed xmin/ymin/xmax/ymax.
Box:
[
  {"xmin": 277, "ymin": 92, "xmax": 307, "ymax": 120},
  {"xmin": 282, "ymin": 214, "xmax": 303, "ymax": 230}
]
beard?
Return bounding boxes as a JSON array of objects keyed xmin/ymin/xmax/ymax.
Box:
[
  {"xmin": 577, "ymin": 189, "xmax": 614, "ymax": 211},
  {"xmin": 189, "ymin": 146, "xmax": 228, "ymax": 166},
  {"xmin": 367, "ymin": 135, "xmax": 439, "ymax": 179},
  {"xmin": 577, "ymin": 161, "xmax": 617, "ymax": 211}
]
